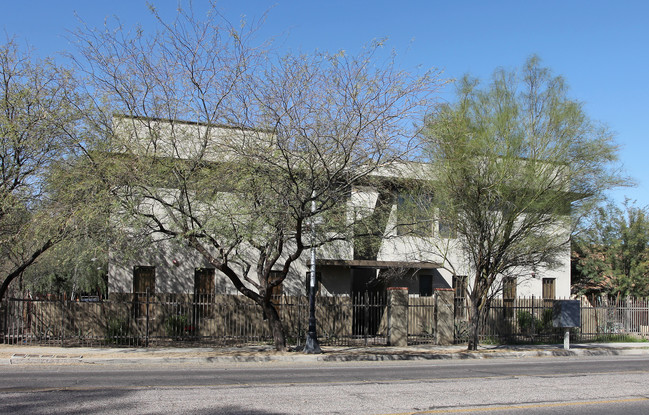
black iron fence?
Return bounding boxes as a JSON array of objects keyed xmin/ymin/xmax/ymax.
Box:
[
  {"xmin": 0, "ymin": 291, "xmax": 441, "ymax": 347},
  {"xmin": 4, "ymin": 294, "xmax": 647, "ymax": 347},
  {"xmin": 454, "ymin": 297, "xmax": 649, "ymax": 344}
]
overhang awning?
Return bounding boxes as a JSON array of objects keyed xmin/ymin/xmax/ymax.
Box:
[{"xmin": 311, "ymin": 259, "xmax": 442, "ymax": 269}]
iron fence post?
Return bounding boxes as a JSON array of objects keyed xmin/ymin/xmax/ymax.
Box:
[
  {"xmin": 60, "ymin": 295, "xmax": 64, "ymax": 347},
  {"xmin": 385, "ymin": 290, "xmax": 390, "ymax": 344},
  {"xmin": 434, "ymin": 291, "xmax": 439, "ymax": 345},
  {"xmin": 1, "ymin": 298, "xmax": 6, "ymax": 343},
  {"xmin": 531, "ymin": 295, "xmax": 536, "ymax": 335},
  {"xmin": 364, "ymin": 291, "xmax": 369, "ymax": 346},
  {"xmin": 145, "ymin": 288, "xmax": 150, "ymax": 347}
]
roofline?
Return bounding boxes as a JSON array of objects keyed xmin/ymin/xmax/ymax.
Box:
[{"xmin": 112, "ymin": 114, "xmax": 272, "ymax": 134}]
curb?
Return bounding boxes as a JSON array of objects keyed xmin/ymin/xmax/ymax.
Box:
[{"xmin": 2, "ymin": 346, "xmax": 648, "ymax": 365}]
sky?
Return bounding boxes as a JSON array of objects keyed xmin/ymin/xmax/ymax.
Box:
[{"xmin": 2, "ymin": 0, "xmax": 648, "ymax": 208}]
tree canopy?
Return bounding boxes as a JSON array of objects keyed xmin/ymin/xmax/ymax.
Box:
[
  {"xmin": 573, "ymin": 201, "xmax": 649, "ymax": 299},
  {"xmin": 423, "ymin": 56, "xmax": 628, "ymax": 350},
  {"xmin": 0, "ymin": 39, "xmax": 92, "ymax": 301},
  {"xmin": 70, "ymin": 4, "xmax": 444, "ymax": 350}
]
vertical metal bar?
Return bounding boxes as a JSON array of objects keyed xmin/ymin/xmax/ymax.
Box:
[
  {"xmin": 145, "ymin": 288, "xmax": 150, "ymax": 347},
  {"xmin": 531, "ymin": 295, "xmax": 536, "ymax": 336},
  {"xmin": 1, "ymin": 298, "xmax": 6, "ymax": 344},
  {"xmin": 434, "ymin": 291, "xmax": 439, "ymax": 345},
  {"xmin": 364, "ymin": 291, "xmax": 369, "ymax": 346},
  {"xmin": 297, "ymin": 294, "xmax": 302, "ymax": 347},
  {"xmin": 60, "ymin": 296, "xmax": 65, "ymax": 347}
]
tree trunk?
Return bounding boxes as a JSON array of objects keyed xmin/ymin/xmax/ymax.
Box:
[
  {"xmin": 0, "ymin": 238, "xmax": 54, "ymax": 302},
  {"xmin": 262, "ymin": 300, "xmax": 287, "ymax": 351},
  {"xmin": 467, "ymin": 300, "xmax": 480, "ymax": 351}
]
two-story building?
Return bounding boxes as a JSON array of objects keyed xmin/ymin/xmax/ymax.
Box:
[{"xmin": 108, "ymin": 116, "xmax": 571, "ymax": 306}]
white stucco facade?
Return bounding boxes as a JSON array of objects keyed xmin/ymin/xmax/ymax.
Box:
[{"xmin": 108, "ymin": 116, "xmax": 572, "ymax": 301}]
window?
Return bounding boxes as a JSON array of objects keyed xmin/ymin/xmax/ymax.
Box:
[
  {"xmin": 436, "ymin": 199, "xmax": 457, "ymax": 239},
  {"xmin": 453, "ymin": 275, "xmax": 467, "ymax": 299},
  {"xmin": 453, "ymin": 275, "xmax": 467, "ymax": 319},
  {"xmin": 437, "ymin": 211, "xmax": 457, "ymax": 239},
  {"xmin": 542, "ymin": 278, "xmax": 556, "ymax": 300},
  {"xmin": 502, "ymin": 277, "xmax": 517, "ymax": 318},
  {"xmin": 133, "ymin": 266, "xmax": 155, "ymax": 318},
  {"xmin": 397, "ymin": 192, "xmax": 433, "ymax": 237},
  {"xmin": 133, "ymin": 266, "xmax": 155, "ymax": 294},
  {"xmin": 419, "ymin": 274, "xmax": 433, "ymax": 297},
  {"xmin": 194, "ymin": 268, "xmax": 215, "ymax": 297},
  {"xmin": 194, "ymin": 268, "xmax": 215, "ymax": 318},
  {"xmin": 503, "ymin": 277, "xmax": 517, "ymax": 300},
  {"xmin": 396, "ymin": 192, "xmax": 457, "ymax": 239},
  {"xmin": 269, "ymin": 271, "xmax": 284, "ymax": 310}
]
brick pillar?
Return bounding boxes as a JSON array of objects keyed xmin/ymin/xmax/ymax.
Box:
[
  {"xmin": 388, "ymin": 287, "xmax": 408, "ymax": 347},
  {"xmin": 435, "ymin": 288, "xmax": 454, "ymax": 345}
]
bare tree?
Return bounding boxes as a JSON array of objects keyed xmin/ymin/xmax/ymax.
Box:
[{"xmin": 72, "ymin": 4, "xmax": 443, "ymax": 350}]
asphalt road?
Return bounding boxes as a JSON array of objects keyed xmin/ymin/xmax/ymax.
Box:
[{"xmin": 1, "ymin": 355, "xmax": 649, "ymax": 414}]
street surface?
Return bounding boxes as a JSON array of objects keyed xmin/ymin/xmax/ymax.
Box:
[{"xmin": 1, "ymin": 355, "xmax": 648, "ymax": 414}]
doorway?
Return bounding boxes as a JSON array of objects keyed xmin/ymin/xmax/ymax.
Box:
[{"xmin": 351, "ymin": 268, "xmax": 386, "ymax": 336}]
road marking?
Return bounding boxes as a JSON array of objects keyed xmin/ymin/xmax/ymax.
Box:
[{"xmin": 385, "ymin": 397, "xmax": 649, "ymax": 415}]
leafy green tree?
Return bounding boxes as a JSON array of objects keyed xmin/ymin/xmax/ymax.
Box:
[
  {"xmin": 423, "ymin": 56, "xmax": 628, "ymax": 350},
  {"xmin": 71, "ymin": 5, "xmax": 443, "ymax": 350},
  {"xmin": 573, "ymin": 201, "xmax": 649, "ymax": 298},
  {"xmin": 0, "ymin": 39, "xmax": 83, "ymax": 301},
  {"xmin": 20, "ymin": 231, "xmax": 109, "ymax": 299}
]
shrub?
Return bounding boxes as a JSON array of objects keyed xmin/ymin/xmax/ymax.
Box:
[
  {"xmin": 517, "ymin": 311, "xmax": 537, "ymax": 335},
  {"xmin": 165, "ymin": 314, "xmax": 193, "ymax": 338},
  {"xmin": 105, "ymin": 317, "xmax": 132, "ymax": 345}
]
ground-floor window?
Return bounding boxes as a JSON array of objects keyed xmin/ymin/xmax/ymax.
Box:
[
  {"xmin": 542, "ymin": 278, "xmax": 556, "ymax": 300},
  {"xmin": 269, "ymin": 271, "xmax": 284, "ymax": 311},
  {"xmin": 503, "ymin": 277, "xmax": 517, "ymax": 299},
  {"xmin": 133, "ymin": 266, "xmax": 155, "ymax": 294},
  {"xmin": 194, "ymin": 268, "xmax": 215, "ymax": 319},
  {"xmin": 453, "ymin": 275, "xmax": 467, "ymax": 318},
  {"xmin": 503, "ymin": 277, "xmax": 517, "ymax": 318},
  {"xmin": 194, "ymin": 268, "xmax": 215, "ymax": 298},
  {"xmin": 133, "ymin": 266, "xmax": 155, "ymax": 318}
]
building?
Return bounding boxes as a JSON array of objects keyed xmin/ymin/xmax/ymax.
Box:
[{"xmin": 108, "ymin": 116, "xmax": 571, "ymax": 304}]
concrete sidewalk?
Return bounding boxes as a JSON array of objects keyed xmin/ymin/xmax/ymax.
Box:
[{"xmin": 1, "ymin": 342, "xmax": 648, "ymax": 365}]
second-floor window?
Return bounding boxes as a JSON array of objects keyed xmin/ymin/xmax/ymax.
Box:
[
  {"xmin": 397, "ymin": 192, "xmax": 433, "ymax": 237},
  {"xmin": 396, "ymin": 192, "xmax": 456, "ymax": 238}
]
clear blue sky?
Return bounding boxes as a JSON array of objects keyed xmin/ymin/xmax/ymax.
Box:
[{"xmin": 3, "ymin": 0, "xmax": 648, "ymax": 207}]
